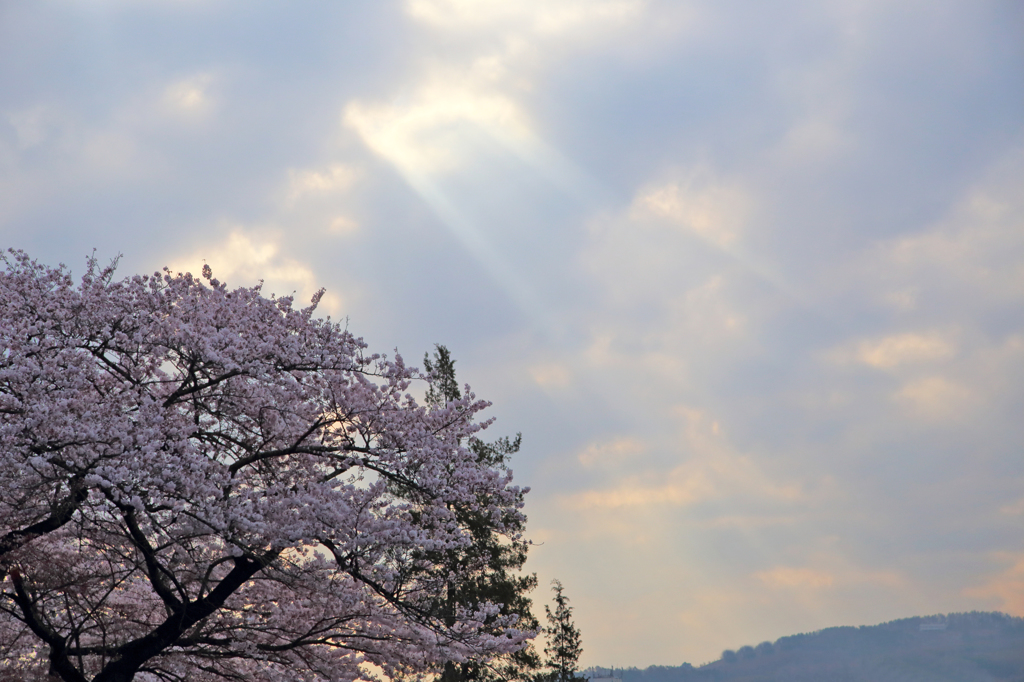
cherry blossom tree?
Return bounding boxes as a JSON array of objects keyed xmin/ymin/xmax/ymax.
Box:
[{"xmin": 0, "ymin": 251, "xmax": 532, "ymax": 682}]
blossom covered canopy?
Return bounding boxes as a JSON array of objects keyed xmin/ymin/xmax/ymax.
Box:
[{"xmin": 0, "ymin": 251, "xmax": 531, "ymax": 682}]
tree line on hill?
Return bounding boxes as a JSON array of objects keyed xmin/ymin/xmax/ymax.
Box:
[{"xmin": 586, "ymin": 611, "xmax": 1024, "ymax": 682}]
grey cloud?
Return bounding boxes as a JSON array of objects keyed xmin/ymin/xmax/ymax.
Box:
[{"xmin": 2, "ymin": 0, "xmax": 1022, "ymax": 667}]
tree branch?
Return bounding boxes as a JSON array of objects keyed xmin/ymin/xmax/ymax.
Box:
[
  {"xmin": 0, "ymin": 477, "xmax": 87, "ymax": 567},
  {"xmin": 8, "ymin": 568, "xmax": 90, "ymax": 682},
  {"xmin": 162, "ymin": 368, "xmax": 244, "ymax": 408},
  {"xmin": 93, "ymin": 551, "xmax": 279, "ymax": 682}
]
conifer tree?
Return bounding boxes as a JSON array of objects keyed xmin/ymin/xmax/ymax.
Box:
[
  {"xmin": 543, "ymin": 580, "xmax": 585, "ymax": 682},
  {"xmin": 422, "ymin": 345, "xmax": 541, "ymax": 682}
]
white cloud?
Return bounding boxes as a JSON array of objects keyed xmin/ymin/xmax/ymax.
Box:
[
  {"xmin": 166, "ymin": 228, "xmax": 343, "ymax": 317},
  {"xmin": 755, "ymin": 566, "xmax": 835, "ymax": 590},
  {"xmin": 755, "ymin": 565, "xmax": 905, "ymax": 591},
  {"xmin": 775, "ymin": 116, "xmax": 855, "ymax": 166},
  {"xmin": 828, "ymin": 331, "xmax": 957, "ymax": 369},
  {"xmin": 161, "ymin": 73, "xmax": 216, "ymax": 119},
  {"xmin": 678, "ymin": 276, "xmax": 746, "ymax": 341},
  {"xmin": 349, "ymin": 0, "xmax": 646, "ymax": 183},
  {"xmin": 860, "ymin": 148, "xmax": 1024, "ymax": 310},
  {"xmin": 573, "ymin": 191, "xmax": 756, "ymax": 412},
  {"xmin": 326, "ymin": 216, "xmax": 359, "ymax": 236},
  {"xmin": 632, "ymin": 175, "xmax": 749, "ymax": 248},
  {"xmin": 964, "ymin": 552, "xmax": 1024, "ymax": 617},
  {"xmin": 893, "ymin": 376, "xmax": 976, "ymax": 421},
  {"xmin": 580, "ymin": 176, "xmax": 753, "ymax": 322},
  {"xmin": 286, "ymin": 164, "xmax": 359, "ymax": 203},
  {"xmin": 563, "ymin": 406, "xmax": 807, "ymax": 511},
  {"xmin": 577, "ymin": 437, "xmax": 645, "ymax": 469},
  {"xmin": 858, "ymin": 332, "xmax": 956, "ymax": 368},
  {"xmin": 345, "ymin": 81, "xmax": 533, "ymax": 176},
  {"xmin": 1000, "ymin": 498, "xmax": 1024, "ymax": 516},
  {"xmin": 529, "ymin": 362, "xmax": 572, "ymax": 389},
  {"xmin": 405, "ymin": 0, "xmax": 643, "ymax": 36}
]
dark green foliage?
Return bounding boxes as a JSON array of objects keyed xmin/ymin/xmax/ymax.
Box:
[
  {"xmin": 422, "ymin": 345, "xmax": 541, "ymax": 682},
  {"xmin": 543, "ymin": 580, "xmax": 585, "ymax": 682},
  {"xmin": 424, "ymin": 344, "xmax": 462, "ymax": 408}
]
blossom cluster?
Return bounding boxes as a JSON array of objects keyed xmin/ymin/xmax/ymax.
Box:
[{"xmin": 0, "ymin": 251, "xmax": 531, "ymax": 682}]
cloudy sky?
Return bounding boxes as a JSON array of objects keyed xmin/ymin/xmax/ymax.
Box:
[{"xmin": 2, "ymin": 0, "xmax": 1022, "ymax": 667}]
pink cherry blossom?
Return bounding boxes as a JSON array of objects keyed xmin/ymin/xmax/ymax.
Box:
[{"xmin": 0, "ymin": 250, "xmax": 532, "ymax": 682}]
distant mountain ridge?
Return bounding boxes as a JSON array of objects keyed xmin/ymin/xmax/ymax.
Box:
[{"xmin": 586, "ymin": 612, "xmax": 1024, "ymax": 682}]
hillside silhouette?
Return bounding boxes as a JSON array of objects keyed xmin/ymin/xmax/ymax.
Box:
[{"xmin": 587, "ymin": 612, "xmax": 1024, "ymax": 682}]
